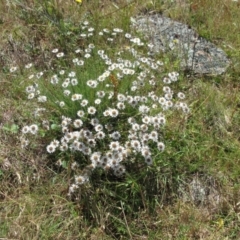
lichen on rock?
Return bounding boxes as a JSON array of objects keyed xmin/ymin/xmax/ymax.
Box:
[{"xmin": 131, "ymin": 14, "xmax": 230, "ymax": 75}]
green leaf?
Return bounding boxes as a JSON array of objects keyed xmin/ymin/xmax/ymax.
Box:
[
  {"xmin": 10, "ymin": 124, "xmax": 19, "ymax": 133},
  {"xmin": 51, "ymin": 124, "xmax": 59, "ymax": 130},
  {"xmin": 2, "ymin": 124, "xmax": 19, "ymax": 134}
]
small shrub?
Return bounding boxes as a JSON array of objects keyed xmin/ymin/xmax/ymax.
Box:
[{"xmin": 9, "ymin": 15, "xmax": 190, "ymax": 196}]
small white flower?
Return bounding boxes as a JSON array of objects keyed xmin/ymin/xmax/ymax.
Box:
[
  {"xmin": 103, "ymin": 28, "xmax": 110, "ymax": 33},
  {"xmin": 38, "ymin": 96, "xmax": 47, "ymax": 102},
  {"xmin": 52, "ymin": 48, "xmax": 59, "ymax": 53},
  {"xmin": 26, "ymin": 85, "xmax": 35, "ymax": 93},
  {"xmin": 28, "ymin": 93, "xmax": 35, "ymax": 99},
  {"xmin": 90, "ymin": 118, "xmax": 99, "ymax": 126},
  {"xmin": 68, "ymin": 71, "xmax": 76, "ymax": 77},
  {"xmin": 63, "ymin": 90, "xmax": 71, "ymax": 96},
  {"xmin": 113, "ymin": 28, "xmax": 123, "ymax": 33},
  {"xmin": 168, "ymin": 72, "xmax": 179, "ymax": 81},
  {"xmin": 56, "ymin": 52, "xmax": 64, "ymax": 58},
  {"xmin": 84, "ymin": 53, "xmax": 91, "ymax": 58},
  {"xmin": 163, "ymin": 77, "xmax": 171, "ymax": 84},
  {"xmin": 177, "ymin": 92, "xmax": 186, "ymax": 99},
  {"xmin": 117, "ymin": 102, "xmax": 125, "ymax": 110},
  {"xmin": 25, "ymin": 63, "xmax": 33, "ymax": 69},
  {"xmin": 73, "ymin": 119, "xmax": 83, "ymax": 128},
  {"xmin": 145, "ymin": 156, "xmax": 153, "ymax": 165},
  {"xmin": 141, "ymin": 146, "xmax": 151, "ymax": 158},
  {"xmin": 81, "ymin": 99, "xmax": 88, "ymax": 107},
  {"xmin": 140, "ymin": 124, "xmax": 148, "ymax": 132},
  {"xmin": 77, "ymin": 110, "xmax": 85, "ymax": 118},
  {"xmin": 72, "ymin": 58, "xmax": 79, "ymax": 63},
  {"xmin": 131, "ymin": 140, "xmax": 141, "ymax": 152},
  {"xmin": 95, "ymin": 124, "xmax": 103, "ymax": 132},
  {"xmin": 109, "ymin": 109, "xmax": 119, "ymax": 118},
  {"xmin": 50, "ymin": 75, "xmax": 59, "ymax": 85},
  {"xmin": 20, "ymin": 137, "xmax": 29, "ymax": 148},
  {"xmin": 88, "ymin": 27, "xmax": 95, "ymax": 32},
  {"xmin": 51, "ymin": 139, "xmax": 60, "ymax": 148},
  {"xmin": 71, "ymin": 78, "xmax": 78, "ymax": 86},
  {"xmin": 87, "ymin": 138, "xmax": 96, "ymax": 147},
  {"xmin": 77, "ymin": 60, "xmax": 84, "ymax": 66},
  {"xmin": 47, "ymin": 144, "xmax": 56, "ymax": 153},
  {"xmin": 28, "ymin": 74, "xmax": 35, "ymax": 79},
  {"xmin": 159, "ymin": 97, "xmax": 166, "ymax": 105},
  {"xmin": 29, "ymin": 124, "xmax": 38, "ymax": 134},
  {"xmin": 87, "ymin": 80, "xmax": 98, "ymax": 88},
  {"xmin": 80, "ymin": 33, "xmax": 87, "ymax": 38},
  {"xmin": 94, "ymin": 99, "xmax": 101, "ymax": 105},
  {"xmin": 163, "ymin": 86, "xmax": 172, "ymax": 93},
  {"xmin": 150, "ymin": 131, "xmax": 158, "ymax": 142},
  {"xmin": 139, "ymin": 105, "xmax": 150, "ymax": 114},
  {"xmin": 59, "ymin": 70, "xmax": 65, "ymax": 75},
  {"xmin": 75, "ymin": 175, "xmax": 88, "ymax": 185},
  {"xmin": 125, "ymin": 33, "xmax": 132, "ymax": 38},
  {"xmin": 165, "ymin": 93, "xmax": 173, "ymax": 100},
  {"xmin": 88, "ymin": 106, "xmax": 96, "ymax": 115},
  {"xmin": 110, "ymin": 131, "xmax": 121, "ymax": 140},
  {"xmin": 62, "ymin": 81, "xmax": 69, "ymax": 88},
  {"xmin": 142, "ymin": 116, "xmax": 151, "ymax": 125},
  {"xmin": 109, "ymin": 141, "xmax": 120, "ymax": 151},
  {"xmin": 96, "ymin": 91, "xmax": 106, "ymax": 98},
  {"xmin": 95, "ymin": 131, "xmax": 105, "ymax": 139},
  {"xmin": 132, "ymin": 123, "xmax": 140, "ymax": 132},
  {"xmin": 72, "ymin": 94, "xmax": 80, "ymax": 101},
  {"xmin": 90, "ymin": 152, "xmax": 101, "ymax": 163},
  {"xmin": 117, "ymin": 94, "xmax": 126, "ymax": 102},
  {"xmin": 128, "ymin": 117, "xmax": 136, "ymax": 125},
  {"xmin": 157, "ymin": 142, "xmax": 165, "ymax": 151},
  {"xmin": 22, "ymin": 126, "xmax": 29, "ymax": 134},
  {"xmin": 75, "ymin": 48, "xmax": 82, "ymax": 53},
  {"xmin": 10, "ymin": 66, "xmax": 18, "ymax": 72},
  {"xmin": 88, "ymin": 43, "xmax": 95, "ymax": 49}
]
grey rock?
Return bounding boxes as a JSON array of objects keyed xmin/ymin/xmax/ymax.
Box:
[
  {"xmin": 131, "ymin": 14, "xmax": 231, "ymax": 75},
  {"xmin": 178, "ymin": 174, "xmax": 221, "ymax": 211}
]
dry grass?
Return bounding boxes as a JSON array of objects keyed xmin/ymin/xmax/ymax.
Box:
[{"xmin": 1, "ymin": 0, "xmax": 240, "ymax": 239}]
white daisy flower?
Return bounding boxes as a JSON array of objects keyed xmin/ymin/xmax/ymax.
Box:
[
  {"xmin": 22, "ymin": 126, "xmax": 29, "ymax": 134},
  {"xmin": 95, "ymin": 131, "xmax": 105, "ymax": 139},
  {"xmin": 52, "ymin": 48, "xmax": 58, "ymax": 53},
  {"xmin": 109, "ymin": 141, "xmax": 120, "ymax": 151},
  {"xmin": 177, "ymin": 92, "xmax": 186, "ymax": 99},
  {"xmin": 73, "ymin": 119, "xmax": 83, "ymax": 128},
  {"xmin": 88, "ymin": 106, "xmax": 96, "ymax": 115},
  {"xmin": 81, "ymin": 99, "xmax": 88, "ymax": 107},
  {"xmin": 47, "ymin": 144, "xmax": 56, "ymax": 153},
  {"xmin": 94, "ymin": 123, "xmax": 103, "ymax": 131},
  {"xmin": 157, "ymin": 142, "xmax": 165, "ymax": 151},
  {"xmin": 56, "ymin": 52, "xmax": 64, "ymax": 58},
  {"xmin": 77, "ymin": 110, "xmax": 85, "ymax": 118},
  {"xmin": 28, "ymin": 93, "xmax": 35, "ymax": 99},
  {"xmin": 71, "ymin": 78, "xmax": 78, "ymax": 86},
  {"xmin": 63, "ymin": 90, "xmax": 71, "ymax": 96},
  {"xmin": 29, "ymin": 124, "xmax": 38, "ymax": 134},
  {"xmin": 109, "ymin": 109, "xmax": 119, "ymax": 118},
  {"xmin": 110, "ymin": 131, "xmax": 121, "ymax": 140}
]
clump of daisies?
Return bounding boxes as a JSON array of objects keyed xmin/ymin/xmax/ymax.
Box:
[{"xmin": 15, "ymin": 19, "xmax": 190, "ymax": 195}]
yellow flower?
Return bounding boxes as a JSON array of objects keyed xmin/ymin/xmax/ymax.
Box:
[
  {"xmin": 214, "ymin": 218, "xmax": 224, "ymax": 229},
  {"xmin": 75, "ymin": 0, "xmax": 82, "ymax": 3}
]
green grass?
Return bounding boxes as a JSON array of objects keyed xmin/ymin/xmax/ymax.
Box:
[{"xmin": 1, "ymin": 0, "xmax": 240, "ymax": 239}]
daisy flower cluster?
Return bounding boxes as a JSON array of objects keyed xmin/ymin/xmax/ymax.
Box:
[{"xmin": 15, "ymin": 19, "xmax": 190, "ymax": 194}]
